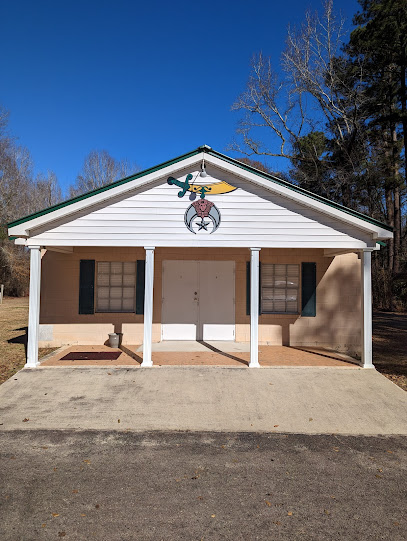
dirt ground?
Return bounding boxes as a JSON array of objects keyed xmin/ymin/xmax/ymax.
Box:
[
  {"xmin": 0, "ymin": 297, "xmax": 406, "ymax": 390},
  {"xmin": 373, "ymin": 312, "xmax": 407, "ymax": 391}
]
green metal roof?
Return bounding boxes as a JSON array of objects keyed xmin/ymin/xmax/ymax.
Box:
[
  {"xmin": 7, "ymin": 148, "xmax": 201, "ymax": 228},
  {"xmin": 8, "ymin": 145, "xmax": 393, "ymax": 232}
]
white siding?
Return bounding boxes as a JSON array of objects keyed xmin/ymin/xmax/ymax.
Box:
[{"xmin": 28, "ymin": 166, "xmax": 373, "ymax": 248}]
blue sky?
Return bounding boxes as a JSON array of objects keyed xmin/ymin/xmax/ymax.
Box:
[{"xmin": 1, "ymin": 0, "xmax": 360, "ymax": 194}]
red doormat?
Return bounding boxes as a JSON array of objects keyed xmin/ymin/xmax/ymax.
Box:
[{"xmin": 61, "ymin": 351, "xmax": 122, "ymax": 361}]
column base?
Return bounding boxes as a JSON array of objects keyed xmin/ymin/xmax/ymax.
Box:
[
  {"xmin": 141, "ymin": 361, "xmax": 153, "ymax": 368},
  {"xmin": 24, "ymin": 361, "xmax": 40, "ymax": 368},
  {"xmin": 249, "ymin": 362, "xmax": 260, "ymax": 368}
]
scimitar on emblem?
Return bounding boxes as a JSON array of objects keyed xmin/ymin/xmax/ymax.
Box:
[
  {"xmin": 167, "ymin": 173, "xmax": 228, "ymax": 234},
  {"xmin": 184, "ymin": 199, "xmax": 221, "ymax": 234}
]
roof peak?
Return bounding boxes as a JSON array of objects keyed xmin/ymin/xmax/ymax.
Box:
[{"xmin": 197, "ymin": 144, "xmax": 212, "ymax": 151}]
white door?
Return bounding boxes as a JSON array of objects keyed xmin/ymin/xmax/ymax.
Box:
[
  {"xmin": 161, "ymin": 260, "xmax": 235, "ymax": 341},
  {"xmin": 162, "ymin": 261, "xmax": 199, "ymax": 340},
  {"xmin": 200, "ymin": 261, "xmax": 235, "ymax": 341}
]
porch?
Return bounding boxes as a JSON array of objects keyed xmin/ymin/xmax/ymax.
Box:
[
  {"xmin": 39, "ymin": 342, "xmax": 359, "ymax": 368},
  {"xmin": 25, "ymin": 246, "xmax": 373, "ymax": 370}
]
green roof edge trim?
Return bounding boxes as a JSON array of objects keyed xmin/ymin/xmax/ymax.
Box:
[
  {"xmin": 204, "ymin": 148, "xmax": 393, "ymax": 232},
  {"xmin": 8, "ymin": 144, "xmax": 392, "ymax": 233},
  {"xmin": 8, "ymin": 148, "xmax": 201, "ymax": 228}
]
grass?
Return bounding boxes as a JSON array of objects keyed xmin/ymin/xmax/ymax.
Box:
[
  {"xmin": 0, "ymin": 297, "xmax": 406, "ymax": 390},
  {"xmin": 0, "ymin": 297, "xmax": 56, "ymax": 385}
]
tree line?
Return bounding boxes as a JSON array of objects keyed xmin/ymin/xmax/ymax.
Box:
[
  {"xmin": 230, "ymin": 0, "xmax": 407, "ymax": 310},
  {"xmin": 1, "ymin": 0, "xmax": 406, "ymax": 309},
  {"xmin": 0, "ymin": 106, "xmax": 138, "ymax": 295}
]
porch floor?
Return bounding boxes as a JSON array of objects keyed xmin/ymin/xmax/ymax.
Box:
[{"xmin": 39, "ymin": 342, "xmax": 359, "ymax": 368}]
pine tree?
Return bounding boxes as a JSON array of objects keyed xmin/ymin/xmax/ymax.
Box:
[{"xmin": 347, "ymin": 0, "xmax": 407, "ymax": 274}]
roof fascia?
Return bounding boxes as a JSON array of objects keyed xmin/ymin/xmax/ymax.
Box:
[
  {"xmin": 204, "ymin": 153, "xmax": 393, "ymax": 239},
  {"xmin": 9, "ymin": 151, "xmax": 204, "ymax": 237}
]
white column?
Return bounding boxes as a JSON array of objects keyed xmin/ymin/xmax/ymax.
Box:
[
  {"xmin": 26, "ymin": 246, "xmax": 42, "ymax": 368},
  {"xmin": 361, "ymin": 249, "xmax": 374, "ymax": 368},
  {"xmin": 141, "ymin": 247, "xmax": 155, "ymax": 367},
  {"xmin": 250, "ymin": 248, "xmax": 261, "ymax": 368}
]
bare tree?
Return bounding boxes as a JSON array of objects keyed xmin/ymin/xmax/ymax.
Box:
[
  {"xmin": 0, "ymin": 108, "xmax": 33, "ymax": 295},
  {"xmin": 70, "ymin": 150, "xmax": 139, "ymax": 197},
  {"xmin": 0, "ymin": 242, "xmax": 30, "ymax": 296},
  {"xmin": 229, "ymin": 0, "xmax": 365, "ymax": 180},
  {"xmin": 236, "ymin": 157, "xmax": 289, "ymax": 179},
  {"xmin": 33, "ymin": 171, "xmax": 62, "ymax": 209},
  {"xmin": 0, "ymin": 106, "xmax": 65, "ymax": 296},
  {"xmin": 0, "ymin": 142, "xmax": 34, "ymax": 225},
  {"xmin": 0, "ymin": 106, "xmax": 10, "ymax": 138}
]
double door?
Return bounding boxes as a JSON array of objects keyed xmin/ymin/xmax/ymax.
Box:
[{"xmin": 161, "ymin": 260, "xmax": 235, "ymax": 341}]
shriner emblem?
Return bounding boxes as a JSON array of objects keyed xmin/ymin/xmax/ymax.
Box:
[
  {"xmin": 184, "ymin": 199, "xmax": 221, "ymax": 234},
  {"xmin": 167, "ymin": 171, "xmax": 231, "ymax": 234}
]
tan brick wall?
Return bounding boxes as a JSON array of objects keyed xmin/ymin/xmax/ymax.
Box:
[
  {"xmin": 39, "ymin": 247, "xmax": 361, "ymax": 355},
  {"xmin": 40, "ymin": 247, "xmax": 146, "ymax": 346},
  {"xmin": 257, "ymin": 250, "xmax": 361, "ymax": 355}
]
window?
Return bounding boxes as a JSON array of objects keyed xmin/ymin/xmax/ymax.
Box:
[
  {"xmin": 96, "ymin": 262, "xmax": 136, "ymax": 312},
  {"xmin": 261, "ymin": 264, "xmax": 299, "ymax": 314}
]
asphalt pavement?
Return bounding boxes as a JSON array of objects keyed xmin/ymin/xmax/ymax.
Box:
[{"xmin": 1, "ymin": 430, "xmax": 406, "ymax": 540}]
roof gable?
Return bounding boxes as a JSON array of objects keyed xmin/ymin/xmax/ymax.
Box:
[
  {"xmin": 17, "ymin": 164, "xmax": 375, "ymax": 249},
  {"xmin": 8, "ymin": 146, "xmax": 393, "ymax": 241}
]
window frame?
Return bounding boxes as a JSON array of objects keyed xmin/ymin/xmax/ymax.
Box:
[
  {"xmin": 95, "ymin": 261, "xmax": 137, "ymax": 313},
  {"xmin": 260, "ymin": 263, "xmax": 300, "ymax": 315}
]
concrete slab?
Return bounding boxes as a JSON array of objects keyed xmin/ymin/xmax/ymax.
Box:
[
  {"xmin": 40, "ymin": 344, "xmax": 358, "ymax": 368},
  {"xmin": 0, "ymin": 367, "xmax": 406, "ymax": 435},
  {"xmin": 136, "ymin": 340, "xmax": 251, "ymax": 352}
]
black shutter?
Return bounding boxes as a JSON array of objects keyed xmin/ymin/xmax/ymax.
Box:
[
  {"xmin": 79, "ymin": 260, "xmax": 95, "ymax": 314},
  {"xmin": 135, "ymin": 260, "xmax": 145, "ymax": 314},
  {"xmin": 246, "ymin": 261, "xmax": 262, "ymax": 316},
  {"xmin": 301, "ymin": 262, "xmax": 316, "ymax": 317}
]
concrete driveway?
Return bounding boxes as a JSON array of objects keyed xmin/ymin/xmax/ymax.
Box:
[{"xmin": 0, "ymin": 366, "xmax": 406, "ymax": 435}]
